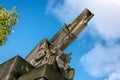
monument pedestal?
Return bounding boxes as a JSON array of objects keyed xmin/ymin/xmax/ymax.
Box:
[
  {"xmin": 18, "ymin": 64, "xmax": 66, "ymax": 80},
  {"xmin": 0, "ymin": 56, "xmax": 34, "ymax": 80}
]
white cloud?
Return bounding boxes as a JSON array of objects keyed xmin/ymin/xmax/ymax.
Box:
[
  {"xmin": 107, "ymin": 70, "xmax": 120, "ymax": 80},
  {"xmin": 46, "ymin": 0, "xmax": 120, "ymax": 80},
  {"xmin": 80, "ymin": 43, "xmax": 120, "ymax": 79},
  {"xmin": 85, "ymin": 0, "xmax": 120, "ymax": 41}
]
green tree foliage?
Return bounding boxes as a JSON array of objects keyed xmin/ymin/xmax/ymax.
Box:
[{"xmin": 0, "ymin": 5, "xmax": 18, "ymax": 46}]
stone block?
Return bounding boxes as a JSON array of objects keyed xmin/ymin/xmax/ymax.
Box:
[
  {"xmin": 0, "ymin": 55, "xmax": 34, "ymax": 80},
  {"xmin": 18, "ymin": 64, "xmax": 65, "ymax": 80}
]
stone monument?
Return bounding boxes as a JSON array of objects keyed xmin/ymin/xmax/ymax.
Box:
[{"xmin": 0, "ymin": 9, "xmax": 94, "ymax": 80}]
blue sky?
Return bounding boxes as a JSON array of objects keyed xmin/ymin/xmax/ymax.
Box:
[{"xmin": 0, "ymin": 0, "xmax": 120, "ymax": 80}]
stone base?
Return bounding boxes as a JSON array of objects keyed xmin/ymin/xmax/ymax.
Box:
[
  {"xmin": 0, "ymin": 56, "xmax": 34, "ymax": 80},
  {"xmin": 0, "ymin": 56, "xmax": 73, "ymax": 80},
  {"xmin": 18, "ymin": 64, "xmax": 66, "ymax": 80}
]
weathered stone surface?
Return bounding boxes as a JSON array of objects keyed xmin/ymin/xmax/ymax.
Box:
[
  {"xmin": 18, "ymin": 64, "xmax": 65, "ymax": 80},
  {"xmin": 0, "ymin": 55, "xmax": 34, "ymax": 80}
]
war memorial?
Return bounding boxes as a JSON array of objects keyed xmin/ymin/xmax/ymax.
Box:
[{"xmin": 0, "ymin": 9, "xmax": 94, "ymax": 80}]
